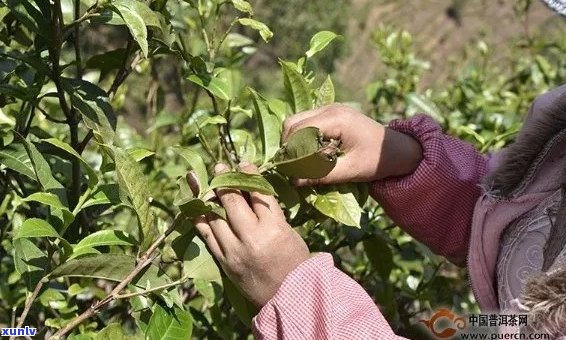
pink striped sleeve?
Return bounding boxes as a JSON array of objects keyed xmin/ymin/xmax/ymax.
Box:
[
  {"xmin": 371, "ymin": 114, "xmax": 488, "ymax": 266},
  {"xmin": 252, "ymin": 253, "xmax": 407, "ymax": 340}
]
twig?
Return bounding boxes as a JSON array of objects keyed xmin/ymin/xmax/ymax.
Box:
[
  {"xmin": 37, "ymin": 105, "xmax": 67, "ymax": 124},
  {"xmin": 49, "ymin": 219, "xmax": 183, "ymax": 339},
  {"xmin": 114, "ymin": 277, "xmax": 189, "ymax": 300},
  {"xmin": 223, "ymin": 101, "xmax": 239, "ymax": 163},
  {"xmin": 78, "ymin": 130, "xmax": 93, "ymax": 154},
  {"xmin": 73, "ymin": 0, "xmax": 83, "ymax": 78},
  {"xmin": 15, "ymin": 277, "xmax": 46, "ymax": 329}
]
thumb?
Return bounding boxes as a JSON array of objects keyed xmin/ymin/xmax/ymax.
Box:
[{"xmin": 292, "ymin": 169, "xmax": 347, "ymax": 187}]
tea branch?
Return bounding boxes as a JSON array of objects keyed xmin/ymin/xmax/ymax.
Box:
[{"xmin": 49, "ymin": 218, "xmax": 185, "ymax": 339}]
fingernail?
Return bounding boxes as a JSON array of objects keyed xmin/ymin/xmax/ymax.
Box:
[
  {"xmin": 239, "ymin": 161, "xmax": 251, "ymax": 168},
  {"xmin": 214, "ymin": 163, "xmax": 228, "ymax": 174}
]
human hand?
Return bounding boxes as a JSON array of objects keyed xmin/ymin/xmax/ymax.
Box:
[
  {"xmin": 282, "ymin": 103, "xmax": 423, "ymax": 185},
  {"xmin": 190, "ymin": 162, "xmax": 310, "ymax": 307}
]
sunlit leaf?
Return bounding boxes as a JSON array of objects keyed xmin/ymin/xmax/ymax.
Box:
[
  {"xmin": 187, "ymin": 74, "xmax": 230, "ymax": 101},
  {"xmin": 237, "ymin": 18, "xmax": 273, "ymax": 42},
  {"xmin": 304, "ymin": 185, "xmax": 363, "ymax": 227},
  {"xmin": 72, "ymin": 230, "xmax": 136, "ymax": 255},
  {"xmin": 14, "ymin": 218, "xmax": 60, "ymax": 239},
  {"xmin": 280, "ymin": 60, "xmax": 312, "ymax": 113},
  {"xmin": 315, "ymin": 75, "xmax": 335, "ymax": 107},
  {"xmin": 306, "ymin": 31, "xmax": 340, "ymax": 59},
  {"xmin": 13, "ymin": 238, "xmax": 48, "ymax": 291},
  {"xmin": 43, "ymin": 138, "xmax": 99, "ymax": 188},
  {"xmin": 112, "ymin": 4, "xmax": 149, "ymax": 57},
  {"xmin": 248, "ymin": 88, "xmax": 282, "ymax": 163}
]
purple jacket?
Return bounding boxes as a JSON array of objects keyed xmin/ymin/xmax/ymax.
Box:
[{"xmin": 253, "ymin": 85, "xmax": 566, "ymax": 339}]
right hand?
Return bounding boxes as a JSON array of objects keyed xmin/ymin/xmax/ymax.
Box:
[{"xmin": 282, "ymin": 103, "xmax": 423, "ymax": 186}]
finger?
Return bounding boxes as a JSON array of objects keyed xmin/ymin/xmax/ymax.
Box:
[
  {"xmin": 194, "ymin": 215, "xmax": 224, "ymax": 260},
  {"xmin": 283, "ymin": 111, "xmax": 343, "ymax": 143},
  {"xmin": 206, "ymin": 213, "xmax": 241, "ymax": 250},
  {"xmin": 213, "ymin": 163, "xmax": 258, "ymax": 235},
  {"xmin": 238, "ymin": 161, "xmax": 284, "ymax": 220},
  {"xmin": 186, "ymin": 171, "xmax": 216, "ymax": 201},
  {"xmin": 281, "ymin": 108, "xmax": 321, "ymax": 141}
]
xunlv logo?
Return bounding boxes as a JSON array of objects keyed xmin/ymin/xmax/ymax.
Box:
[{"xmin": 1, "ymin": 326, "xmax": 37, "ymax": 337}]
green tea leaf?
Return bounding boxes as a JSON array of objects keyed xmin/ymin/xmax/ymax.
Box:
[
  {"xmin": 187, "ymin": 74, "xmax": 230, "ymax": 101},
  {"xmin": 14, "ymin": 218, "xmax": 60, "ymax": 239},
  {"xmin": 364, "ymin": 236, "xmax": 394, "ymax": 280},
  {"xmin": 95, "ymin": 323, "xmax": 126, "ymax": 340},
  {"xmin": 13, "ymin": 238, "xmax": 48, "ymax": 291},
  {"xmin": 43, "ymin": 138, "xmax": 99, "ymax": 188},
  {"xmin": 248, "ymin": 88, "xmax": 282, "ymax": 163},
  {"xmin": 315, "ymin": 75, "xmax": 335, "ymax": 107},
  {"xmin": 73, "ymin": 230, "xmax": 136, "ymax": 255},
  {"xmin": 23, "ymin": 193, "xmax": 74, "ymax": 227},
  {"xmin": 0, "ymin": 143, "xmax": 36, "ymax": 180},
  {"xmin": 81, "ymin": 184, "xmax": 121, "ymax": 209},
  {"xmin": 199, "ymin": 115, "xmax": 227, "ymax": 128},
  {"xmin": 280, "ymin": 60, "xmax": 312, "ymax": 113},
  {"xmin": 114, "ymin": 0, "xmax": 161, "ymax": 28},
  {"xmin": 114, "ymin": 148, "xmax": 157, "ymax": 251},
  {"xmin": 238, "ymin": 18, "xmax": 273, "ymax": 42},
  {"xmin": 264, "ymin": 172, "xmax": 300, "ymax": 219},
  {"xmin": 173, "ymin": 147, "xmax": 209, "ymax": 196},
  {"xmin": 112, "ymin": 4, "xmax": 149, "ymax": 57},
  {"xmin": 128, "ymin": 148, "xmax": 155, "ymax": 162},
  {"xmin": 230, "ymin": 129, "xmax": 257, "ymax": 164},
  {"xmin": 231, "ymin": 0, "xmax": 253, "ymax": 15},
  {"xmin": 62, "ymin": 78, "xmax": 117, "ymax": 145},
  {"xmin": 305, "ymin": 186, "xmax": 363, "ymax": 227},
  {"xmin": 182, "ymin": 237, "xmax": 221, "ymax": 282},
  {"xmin": 272, "ymin": 127, "xmax": 337, "ymax": 179},
  {"xmin": 208, "ymin": 172, "xmax": 276, "ymax": 195},
  {"xmin": 146, "ymin": 304, "xmax": 193, "ymax": 340},
  {"xmin": 50, "ymin": 254, "xmax": 173, "ymax": 290},
  {"xmin": 306, "ymin": 31, "xmax": 339, "ymax": 59}
]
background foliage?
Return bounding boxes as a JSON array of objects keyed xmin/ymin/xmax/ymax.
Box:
[{"xmin": 0, "ymin": 0, "xmax": 565, "ymax": 339}]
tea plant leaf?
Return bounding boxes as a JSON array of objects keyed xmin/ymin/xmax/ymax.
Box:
[
  {"xmin": 405, "ymin": 92, "xmax": 444, "ymax": 124},
  {"xmin": 0, "ymin": 143, "xmax": 35, "ymax": 180},
  {"xmin": 114, "ymin": 0, "xmax": 161, "ymax": 28},
  {"xmin": 182, "ymin": 237, "xmax": 221, "ymax": 282},
  {"xmin": 199, "ymin": 115, "xmax": 227, "ymax": 128},
  {"xmin": 230, "ymin": 129, "xmax": 257, "ymax": 163},
  {"xmin": 4, "ymin": 0, "xmax": 50, "ymax": 39},
  {"xmin": 264, "ymin": 173, "xmax": 300, "ymax": 219},
  {"xmin": 95, "ymin": 323, "xmax": 126, "ymax": 340},
  {"xmin": 23, "ymin": 193, "xmax": 74, "ymax": 227},
  {"xmin": 248, "ymin": 88, "xmax": 282, "ymax": 163},
  {"xmin": 146, "ymin": 304, "xmax": 193, "ymax": 340},
  {"xmin": 272, "ymin": 127, "xmax": 337, "ymax": 179},
  {"xmin": 304, "ymin": 186, "xmax": 363, "ymax": 227},
  {"xmin": 208, "ymin": 172, "xmax": 276, "ymax": 195},
  {"xmin": 237, "ymin": 18, "xmax": 272, "ymax": 42},
  {"xmin": 306, "ymin": 31, "xmax": 340, "ymax": 59},
  {"xmin": 14, "ymin": 218, "xmax": 60, "ymax": 239},
  {"xmin": 364, "ymin": 236, "xmax": 394, "ymax": 280},
  {"xmin": 17, "ymin": 137, "xmax": 66, "ymax": 195},
  {"xmin": 13, "ymin": 238, "xmax": 48, "ymax": 291},
  {"xmin": 280, "ymin": 61, "xmax": 312, "ymax": 113},
  {"xmin": 43, "ymin": 138, "xmax": 99, "ymax": 188},
  {"xmin": 112, "ymin": 4, "xmax": 149, "ymax": 57},
  {"xmin": 114, "ymin": 148, "xmax": 157, "ymax": 251},
  {"xmin": 81, "ymin": 184, "xmax": 121, "ymax": 209},
  {"xmin": 188, "ymin": 74, "xmax": 230, "ymax": 100},
  {"xmin": 315, "ymin": 75, "xmax": 335, "ymax": 107},
  {"xmin": 178, "ymin": 198, "xmax": 212, "ymax": 218},
  {"xmin": 128, "ymin": 148, "xmax": 155, "ymax": 162},
  {"xmin": 231, "ymin": 0, "xmax": 253, "ymax": 15},
  {"xmin": 173, "ymin": 147, "xmax": 209, "ymax": 196},
  {"xmin": 73, "ymin": 230, "xmax": 136, "ymax": 255},
  {"xmin": 62, "ymin": 78, "xmax": 117, "ymax": 145},
  {"xmin": 50, "ymin": 254, "xmax": 173, "ymax": 289}
]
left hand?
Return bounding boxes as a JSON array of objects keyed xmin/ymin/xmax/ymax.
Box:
[{"xmin": 189, "ymin": 162, "xmax": 311, "ymax": 307}]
